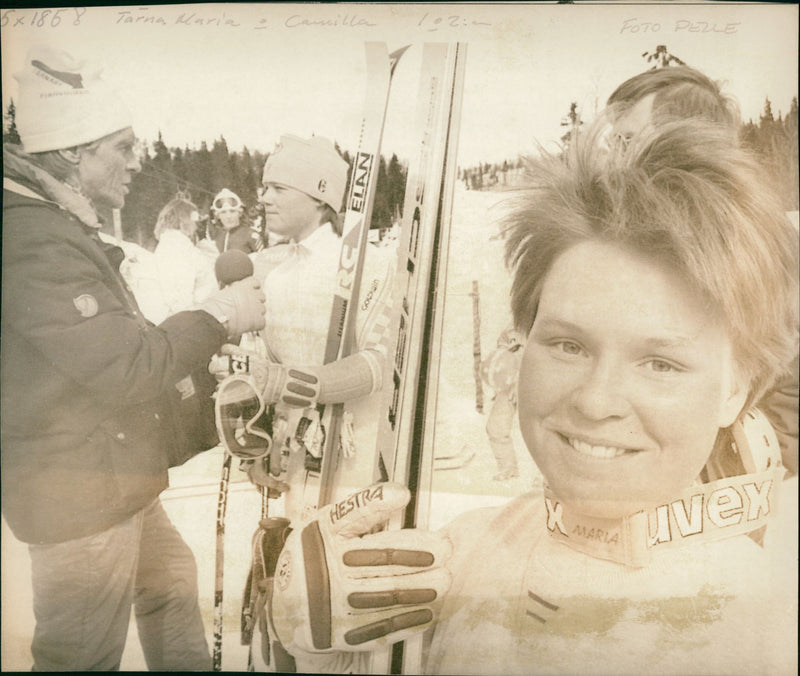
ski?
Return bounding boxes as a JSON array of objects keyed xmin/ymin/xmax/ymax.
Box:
[
  {"xmin": 371, "ymin": 41, "xmax": 467, "ymax": 675},
  {"xmin": 246, "ymin": 41, "xmax": 466, "ymax": 674},
  {"xmin": 244, "ymin": 41, "xmax": 409, "ymax": 672},
  {"xmin": 211, "ymin": 451, "xmax": 232, "ymax": 671},
  {"xmin": 376, "ymin": 41, "xmax": 467, "ymax": 522},
  {"xmin": 299, "ymin": 41, "xmax": 409, "ymax": 521}
]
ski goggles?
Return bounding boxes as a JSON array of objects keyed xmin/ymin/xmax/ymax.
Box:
[
  {"xmin": 212, "ymin": 195, "xmax": 243, "ymax": 211},
  {"xmin": 215, "ymin": 375, "xmax": 272, "ymax": 459}
]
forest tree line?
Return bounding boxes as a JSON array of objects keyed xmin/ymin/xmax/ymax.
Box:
[
  {"xmin": 4, "ymin": 92, "xmax": 797, "ymax": 249},
  {"xmin": 456, "ymin": 96, "xmax": 799, "ymax": 212},
  {"xmin": 2, "ymin": 103, "xmax": 409, "ymax": 249}
]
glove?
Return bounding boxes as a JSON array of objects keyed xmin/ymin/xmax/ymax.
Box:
[
  {"xmin": 216, "ymin": 345, "xmax": 320, "ymax": 407},
  {"xmin": 214, "ymin": 345, "xmax": 376, "ymax": 408},
  {"xmin": 197, "ymin": 276, "xmax": 266, "ymax": 339},
  {"xmin": 270, "ymin": 482, "xmax": 452, "ymax": 654},
  {"xmin": 209, "ymin": 344, "xmax": 272, "ymax": 385}
]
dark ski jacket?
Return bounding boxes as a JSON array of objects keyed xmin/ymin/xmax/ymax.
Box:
[
  {"xmin": 214, "ymin": 222, "xmax": 260, "ymax": 254},
  {"xmin": 1, "ymin": 153, "xmax": 226, "ymax": 544}
]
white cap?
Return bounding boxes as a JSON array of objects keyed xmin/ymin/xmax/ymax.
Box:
[
  {"xmin": 262, "ymin": 135, "xmax": 348, "ymax": 212},
  {"xmin": 14, "ymin": 46, "xmax": 132, "ymax": 153}
]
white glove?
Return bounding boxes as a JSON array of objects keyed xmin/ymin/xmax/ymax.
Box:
[
  {"xmin": 215, "ymin": 345, "xmax": 320, "ymax": 407},
  {"xmin": 270, "ymin": 482, "xmax": 452, "ymax": 654},
  {"xmin": 209, "ymin": 344, "xmax": 272, "ymax": 384},
  {"xmin": 197, "ymin": 276, "xmax": 266, "ymax": 339},
  {"xmin": 213, "ymin": 345, "xmax": 375, "ymax": 408}
]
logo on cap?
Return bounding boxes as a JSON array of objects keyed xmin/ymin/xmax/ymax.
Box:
[
  {"xmin": 31, "ymin": 59, "xmax": 84, "ymax": 89},
  {"xmin": 73, "ymin": 294, "xmax": 98, "ymax": 317},
  {"xmin": 318, "ymin": 179, "xmax": 327, "ymax": 193}
]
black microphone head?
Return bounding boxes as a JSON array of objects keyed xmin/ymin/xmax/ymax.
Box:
[{"xmin": 215, "ymin": 249, "xmax": 254, "ymax": 286}]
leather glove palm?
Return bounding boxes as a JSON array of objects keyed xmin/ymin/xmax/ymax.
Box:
[{"xmin": 271, "ymin": 482, "xmax": 452, "ymax": 654}]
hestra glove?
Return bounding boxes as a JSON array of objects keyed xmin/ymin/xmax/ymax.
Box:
[{"xmin": 270, "ymin": 482, "xmax": 452, "ymax": 654}]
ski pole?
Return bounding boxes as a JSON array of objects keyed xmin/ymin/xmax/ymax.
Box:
[
  {"xmin": 212, "ymin": 450, "xmax": 232, "ymax": 671},
  {"xmin": 471, "ymin": 279, "xmax": 483, "ymax": 413}
]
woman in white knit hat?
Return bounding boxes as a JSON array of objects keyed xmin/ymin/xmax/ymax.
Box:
[
  {"xmin": 212, "ymin": 134, "xmax": 395, "ymax": 669},
  {"xmin": 226, "ymin": 135, "xmax": 395, "ymax": 515}
]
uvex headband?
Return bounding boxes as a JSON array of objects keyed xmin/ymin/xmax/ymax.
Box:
[{"xmin": 544, "ymin": 408, "xmax": 784, "ymax": 567}]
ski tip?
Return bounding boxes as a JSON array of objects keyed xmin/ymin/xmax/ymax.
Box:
[
  {"xmin": 389, "ymin": 45, "xmax": 411, "ymax": 72},
  {"xmin": 391, "ymin": 45, "xmax": 411, "ymax": 59}
]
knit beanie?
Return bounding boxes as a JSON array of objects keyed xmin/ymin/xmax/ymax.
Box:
[
  {"xmin": 14, "ymin": 46, "xmax": 132, "ymax": 153},
  {"xmin": 262, "ymin": 135, "xmax": 348, "ymax": 212}
]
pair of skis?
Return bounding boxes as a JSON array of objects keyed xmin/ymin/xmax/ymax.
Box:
[
  {"xmin": 235, "ymin": 40, "xmax": 466, "ymax": 674},
  {"xmin": 237, "ymin": 42, "xmax": 409, "ymax": 673},
  {"xmin": 309, "ymin": 40, "xmax": 467, "ymax": 524},
  {"xmin": 369, "ymin": 41, "xmax": 466, "ymax": 675},
  {"xmin": 300, "ymin": 42, "xmax": 410, "ymax": 520}
]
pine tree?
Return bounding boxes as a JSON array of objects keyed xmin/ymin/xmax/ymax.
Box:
[
  {"xmin": 188, "ymin": 141, "xmax": 214, "ymax": 209},
  {"xmin": 641, "ymin": 45, "xmax": 686, "ymax": 70},
  {"xmin": 560, "ymin": 101, "xmax": 583, "ymax": 148},
  {"xmin": 3, "ymin": 99, "xmax": 21, "ymax": 144},
  {"xmin": 372, "ymin": 155, "xmax": 391, "ymax": 230},
  {"xmin": 211, "ymin": 136, "xmax": 234, "ymax": 193},
  {"xmin": 741, "ymin": 97, "xmax": 799, "ymax": 211},
  {"xmin": 121, "ymin": 144, "xmax": 154, "ymax": 247},
  {"xmin": 172, "ymin": 146, "xmax": 187, "ymax": 190},
  {"xmin": 240, "ymin": 146, "xmax": 259, "ymax": 198},
  {"xmin": 386, "ymin": 153, "xmax": 406, "ymax": 221}
]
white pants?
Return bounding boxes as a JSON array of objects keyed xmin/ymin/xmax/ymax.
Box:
[
  {"xmin": 486, "ymin": 393, "xmax": 519, "ymax": 474},
  {"xmin": 28, "ymin": 499, "xmax": 210, "ymax": 671}
]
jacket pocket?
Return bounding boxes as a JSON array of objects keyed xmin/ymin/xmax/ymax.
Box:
[{"xmin": 96, "ymin": 404, "xmax": 169, "ymax": 506}]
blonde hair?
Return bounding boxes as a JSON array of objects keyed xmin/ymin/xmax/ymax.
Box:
[
  {"xmin": 503, "ymin": 116, "xmax": 799, "ymax": 410},
  {"xmin": 607, "ymin": 65, "xmax": 740, "ymax": 132},
  {"xmin": 154, "ymin": 197, "xmax": 199, "ymax": 241}
]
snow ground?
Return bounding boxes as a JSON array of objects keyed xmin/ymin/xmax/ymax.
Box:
[{"xmin": 1, "ymin": 186, "xmax": 543, "ymax": 671}]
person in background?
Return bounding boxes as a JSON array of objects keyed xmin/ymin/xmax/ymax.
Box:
[
  {"xmin": 1, "ymin": 46, "xmax": 266, "ymax": 671},
  {"xmin": 480, "ymin": 325, "xmax": 526, "ymax": 480},
  {"xmin": 264, "ymin": 116, "xmax": 798, "ymax": 675},
  {"xmin": 211, "ymin": 187, "xmax": 262, "ymax": 254},
  {"xmin": 246, "ymin": 196, "xmax": 270, "ymax": 250},
  {"xmin": 150, "ymin": 195, "xmax": 218, "ymax": 323},
  {"xmin": 605, "ymin": 64, "xmax": 799, "ymax": 477},
  {"xmin": 607, "ymin": 64, "xmax": 740, "ymax": 142}
]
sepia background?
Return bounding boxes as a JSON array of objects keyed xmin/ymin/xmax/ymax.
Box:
[{"xmin": 2, "ymin": 2, "xmax": 797, "ymax": 670}]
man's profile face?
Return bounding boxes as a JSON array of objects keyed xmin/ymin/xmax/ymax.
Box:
[
  {"xmin": 76, "ymin": 127, "xmax": 140, "ymax": 210},
  {"xmin": 516, "ymin": 239, "xmax": 746, "ymax": 519}
]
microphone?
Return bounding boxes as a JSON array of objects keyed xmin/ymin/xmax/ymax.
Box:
[
  {"xmin": 213, "ymin": 249, "xmax": 265, "ymax": 363},
  {"xmin": 215, "ymin": 249, "xmax": 254, "ymax": 288}
]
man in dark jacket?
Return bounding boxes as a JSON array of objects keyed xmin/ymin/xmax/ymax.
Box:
[{"xmin": 1, "ymin": 47, "xmax": 266, "ymax": 670}]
